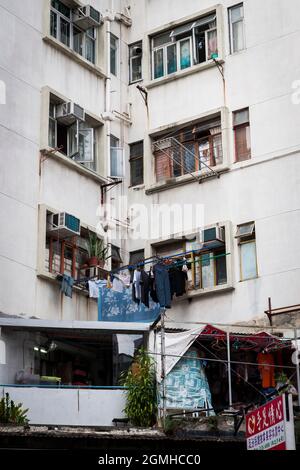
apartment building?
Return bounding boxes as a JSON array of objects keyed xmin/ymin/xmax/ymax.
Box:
[{"xmin": 0, "ymin": 0, "xmax": 299, "ymax": 425}]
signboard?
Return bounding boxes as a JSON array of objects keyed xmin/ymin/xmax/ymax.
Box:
[{"xmin": 246, "ymin": 394, "xmax": 295, "ymax": 450}]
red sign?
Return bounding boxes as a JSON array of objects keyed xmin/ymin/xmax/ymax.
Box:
[{"xmin": 246, "ymin": 396, "xmax": 286, "ymax": 450}]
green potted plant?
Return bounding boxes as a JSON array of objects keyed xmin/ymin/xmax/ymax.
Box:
[{"xmin": 86, "ymin": 231, "xmax": 109, "ymax": 267}]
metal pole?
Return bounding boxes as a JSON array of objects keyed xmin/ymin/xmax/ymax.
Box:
[
  {"xmin": 226, "ymin": 328, "xmax": 233, "ymax": 409},
  {"xmin": 161, "ymin": 308, "xmax": 166, "ymax": 427},
  {"xmin": 294, "ymin": 328, "xmax": 300, "ymax": 408}
]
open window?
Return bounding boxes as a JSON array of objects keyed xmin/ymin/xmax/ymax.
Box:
[
  {"xmin": 151, "ymin": 11, "xmax": 218, "ymax": 79},
  {"xmin": 129, "ymin": 41, "xmax": 143, "ymax": 83},
  {"xmin": 50, "ymin": 0, "xmax": 101, "ymax": 64},
  {"xmin": 153, "ymin": 115, "xmax": 223, "ymax": 182},
  {"xmin": 48, "ymin": 94, "xmax": 99, "ymax": 171}
]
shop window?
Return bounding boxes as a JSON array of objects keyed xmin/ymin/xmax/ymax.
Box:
[
  {"xmin": 151, "ymin": 12, "xmax": 217, "ymax": 80},
  {"xmin": 50, "ymin": 0, "xmax": 96, "ymax": 64},
  {"xmin": 153, "ymin": 116, "xmax": 223, "ymax": 182},
  {"xmin": 129, "ymin": 141, "xmax": 144, "ymax": 186},
  {"xmin": 233, "ymin": 108, "xmax": 251, "ymax": 162},
  {"xmin": 236, "ymin": 222, "xmax": 258, "ymax": 280},
  {"xmin": 129, "ymin": 42, "xmax": 142, "ymax": 83},
  {"xmin": 228, "ymin": 3, "xmax": 245, "ymax": 53},
  {"xmin": 48, "ymin": 96, "xmax": 97, "ymax": 171}
]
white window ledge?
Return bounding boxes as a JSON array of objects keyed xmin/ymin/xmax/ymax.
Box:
[
  {"xmin": 43, "ymin": 35, "xmax": 107, "ymax": 79},
  {"xmin": 41, "ymin": 147, "xmax": 108, "ymax": 185},
  {"xmin": 174, "ymin": 284, "xmax": 234, "ymax": 302},
  {"xmin": 145, "ymin": 166, "xmax": 229, "ymax": 195},
  {"xmin": 145, "ymin": 59, "xmax": 223, "ymax": 89}
]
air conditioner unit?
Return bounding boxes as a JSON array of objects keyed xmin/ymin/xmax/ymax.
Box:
[
  {"xmin": 56, "ymin": 102, "xmax": 85, "ymax": 125},
  {"xmin": 48, "ymin": 212, "xmax": 81, "ymax": 238},
  {"xmin": 201, "ymin": 226, "xmax": 225, "ymax": 244},
  {"xmin": 73, "ymin": 5, "xmax": 103, "ymax": 30}
]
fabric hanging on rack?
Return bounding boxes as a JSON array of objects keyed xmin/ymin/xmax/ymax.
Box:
[
  {"xmin": 98, "ymin": 284, "xmax": 161, "ymax": 323},
  {"xmin": 257, "ymin": 352, "xmax": 275, "ymax": 388},
  {"xmin": 112, "ymin": 277, "xmax": 124, "ymax": 293},
  {"xmin": 58, "ymin": 274, "xmax": 74, "ymax": 298},
  {"xmin": 169, "ymin": 265, "xmax": 188, "ymax": 297},
  {"xmin": 153, "ymin": 263, "xmax": 172, "ymax": 308},
  {"xmin": 88, "ymin": 279, "xmax": 107, "ymax": 299},
  {"xmin": 140, "ymin": 270, "xmax": 150, "ymax": 308},
  {"xmin": 132, "ymin": 269, "xmax": 142, "ymax": 303}
]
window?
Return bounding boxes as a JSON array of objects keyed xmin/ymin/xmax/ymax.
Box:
[
  {"xmin": 228, "ymin": 3, "xmax": 245, "ymax": 53},
  {"xmin": 237, "ymin": 222, "xmax": 258, "ymax": 281},
  {"xmin": 233, "ymin": 108, "xmax": 251, "ymax": 162},
  {"xmin": 50, "ymin": 0, "xmax": 96, "ymax": 64},
  {"xmin": 129, "ymin": 42, "xmax": 142, "ymax": 83},
  {"xmin": 153, "ymin": 116, "xmax": 223, "ymax": 182},
  {"xmin": 129, "ymin": 249, "xmax": 145, "ymax": 267},
  {"xmin": 48, "ymin": 98, "xmax": 97, "ymax": 171},
  {"xmin": 110, "ymin": 34, "xmax": 118, "ymax": 76},
  {"xmin": 129, "ymin": 141, "xmax": 144, "ymax": 186},
  {"xmin": 110, "ymin": 135, "xmax": 124, "ymax": 177},
  {"xmin": 151, "ymin": 12, "xmax": 217, "ymax": 79},
  {"xmin": 111, "ymin": 245, "xmax": 123, "ymax": 271}
]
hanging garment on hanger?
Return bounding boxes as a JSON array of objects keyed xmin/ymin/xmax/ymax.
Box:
[
  {"xmin": 132, "ymin": 269, "xmax": 142, "ymax": 304},
  {"xmin": 149, "ymin": 268, "xmax": 159, "ymax": 303},
  {"xmin": 140, "ymin": 270, "xmax": 150, "ymax": 308},
  {"xmin": 153, "ymin": 263, "xmax": 171, "ymax": 308},
  {"xmin": 59, "ymin": 274, "xmax": 74, "ymax": 298},
  {"xmin": 88, "ymin": 279, "xmax": 107, "ymax": 299},
  {"xmin": 257, "ymin": 352, "xmax": 275, "ymax": 388},
  {"xmin": 169, "ymin": 265, "xmax": 188, "ymax": 297},
  {"xmin": 112, "ymin": 276, "xmax": 124, "ymax": 293}
]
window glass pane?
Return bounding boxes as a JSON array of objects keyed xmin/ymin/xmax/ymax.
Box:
[
  {"xmin": 73, "ymin": 27, "xmax": 83, "ymax": 55},
  {"xmin": 68, "ymin": 123, "xmax": 78, "ymax": 156},
  {"xmin": 86, "ymin": 36, "xmax": 95, "ymax": 63},
  {"xmin": 131, "ymin": 56, "xmax": 142, "ymax": 82},
  {"xmin": 49, "ymin": 118, "xmax": 56, "ymax": 148},
  {"xmin": 110, "ymin": 135, "xmax": 119, "ymax": 148},
  {"xmin": 153, "ymin": 32, "xmax": 171, "ymax": 48},
  {"xmin": 198, "ymin": 139, "xmax": 210, "ymax": 169},
  {"xmin": 236, "ymin": 222, "xmax": 254, "ymax": 237},
  {"xmin": 110, "ymin": 148, "xmax": 124, "ymax": 177},
  {"xmin": 78, "ymin": 128, "xmax": 93, "ymax": 162},
  {"xmin": 233, "ymin": 108, "xmax": 249, "ymax": 126},
  {"xmin": 110, "ymin": 35, "xmax": 117, "ymax": 75},
  {"xmin": 201, "ymin": 253, "xmax": 214, "ymax": 288},
  {"xmin": 179, "ymin": 39, "xmax": 191, "ymax": 69},
  {"xmin": 232, "ymin": 20, "xmax": 244, "ymax": 52},
  {"xmin": 51, "ymin": 0, "xmax": 71, "ymax": 18},
  {"xmin": 130, "ymin": 141, "xmax": 143, "ymax": 158},
  {"xmin": 167, "ymin": 44, "xmax": 177, "ymax": 74},
  {"xmin": 235, "ymin": 124, "xmax": 251, "ymax": 161},
  {"xmin": 87, "ymin": 28, "xmax": 96, "ymax": 39},
  {"xmin": 231, "ymin": 4, "xmax": 243, "ymax": 22},
  {"xmin": 182, "ymin": 142, "xmax": 195, "ymax": 173},
  {"xmin": 216, "ymin": 253, "xmax": 227, "ymax": 285},
  {"xmin": 50, "ymin": 10, "xmax": 57, "ymax": 38},
  {"xmin": 212, "ymin": 133, "xmax": 223, "ymax": 166},
  {"xmin": 172, "ymin": 146, "xmax": 182, "ymax": 177},
  {"xmin": 60, "ymin": 18, "xmax": 70, "ymax": 46},
  {"xmin": 240, "ymin": 242, "xmax": 257, "ymax": 280},
  {"xmin": 154, "ymin": 48, "xmax": 164, "ymax": 78},
  {"xmin": 130, "ymin": 157, "xmax": 143, "ymax": 186},
  {"xmin": 207, "ymin": 29, "xmax": 218, "ymax": 59}
]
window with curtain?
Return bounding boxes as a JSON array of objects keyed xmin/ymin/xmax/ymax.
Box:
[
  {"xmin": 233, "ymin": 108, "xmax": 251, "ymax": 162},
  {"xmin": 228, "ymin": 3, "xmax": 245, "ymax": 53}
]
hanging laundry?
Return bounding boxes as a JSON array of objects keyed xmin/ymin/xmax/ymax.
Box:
[
  {"xmin": 169, "ymin": 265, "xmax": 188, "ymax": 298},
  {"xmin": 112, "ymin": 276, "xmax": 124, "ymax": 293},
  {"xmin": 140, "ymin": 270, "xmax": 150, "ymax": 308},
  {"xmin": 153, "ymin": 263, "xmax": 171, "ymax": 308},
  {"xmin": 257, "ymin": 351, "xmax": 275, "ymax": 388},
  {"xmin": 149, "ymin": 268, "xmax": 159, "ymax": 303},
  {"xmin": 58, "ymin": 274, "xmax": 74, "ymax": 298},
  {"xmin": 132, "ymin": 269, "xmax": 142, "ymax": 304},
  {"xmin": 88, "ymin": 279, "xmax": 106, "ymax": 299}
]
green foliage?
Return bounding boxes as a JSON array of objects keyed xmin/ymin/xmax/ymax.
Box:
[
  {"xmin": 86, "ymin": 231, "xmax": 109, "ymax": 260},
  {"xmin": 0, "ymin": 392, "xmax": 29, "ymax": 425},
  {"xmin": 120, "ymin": 348, "xmax": 157, "ymax": 427}
]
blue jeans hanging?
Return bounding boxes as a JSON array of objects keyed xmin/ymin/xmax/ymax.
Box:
[{"xmin": 153, "ymin": 263, "xmax": 171, "ymax": 308}]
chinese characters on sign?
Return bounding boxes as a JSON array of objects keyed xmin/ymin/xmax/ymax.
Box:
[{"xmin": 246, "ymin": 395, "xmax": 286, "ymax": 450}]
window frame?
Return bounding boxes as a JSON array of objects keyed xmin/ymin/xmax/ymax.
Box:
[
  {"xmin": 228, "ymin": 3, "xmax": 245, "ymax": 54},
  {"xmin": 129, "ymin": 141, "xmax": 144, "ymax": 187},
  {"xmin": 129, "ymin": 41, "xmax": 143, "ymax": 84},
  {"xmin": 237, "ymin": 222, "xmax": 258, "ymax": 281},
  {"xmin": 50, "ymin": 0, "xmax": 97, "ymax": 64},
  {"xmin": 151, "ymin": 11, "xmax": 218, "ymax": 80},
  {"xmin": 110, "ymin": 33, "xmax": 118, "ymax": 76},
  {"xmin": 233, "ymin": 107, "xmax": 251, "ymax": 162}
]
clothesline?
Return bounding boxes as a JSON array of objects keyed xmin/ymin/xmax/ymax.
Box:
[{"xmin": 111, "ymin": 249, "xmax": 231, "ymax": 275}]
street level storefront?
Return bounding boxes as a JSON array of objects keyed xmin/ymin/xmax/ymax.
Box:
[
  {"xmin": 151, "ymin": 324, "xmax": 299, "ymax": 418},
  {"xmin": 0, "ymin": 316, "xmax": 149, "ymax": 426}
]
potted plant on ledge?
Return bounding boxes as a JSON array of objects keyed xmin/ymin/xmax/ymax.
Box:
[{"xmin": 86, "ymin": 231, "xmax": 109, "ymax": 268}]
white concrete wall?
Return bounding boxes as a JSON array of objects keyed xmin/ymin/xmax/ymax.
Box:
[{"xmin": 1, "ymin": 386, "xmax": 126, "ymax": 426}]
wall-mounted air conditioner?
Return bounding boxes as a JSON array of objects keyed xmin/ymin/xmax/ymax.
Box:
[
  {"xmin": 201, "ymin": 226, "xmax": 225, "ymax": 244},
  {"xmin": 48, "ymin": 212, "xmax": 81, "ymax": 238},
  {"xmin": 56, "ymin": 102, "xmax": 85, "ymax": 126},
  {"xmin": 73, "ymin": 5, "xmax": 103, "ymax": 30}
]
